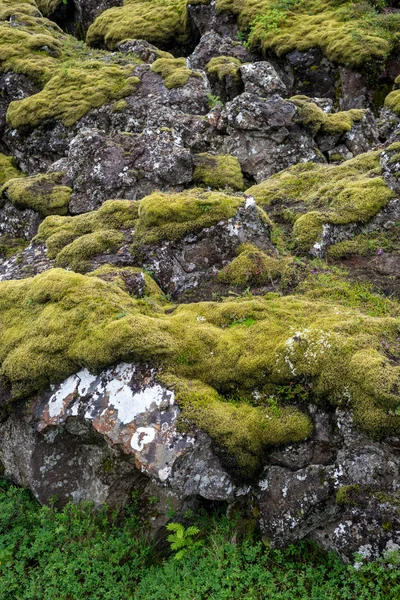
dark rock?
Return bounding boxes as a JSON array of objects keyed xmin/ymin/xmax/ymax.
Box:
[{"xmin": 188, "ymin": 31, "xmax": 251, "ymax": 69}]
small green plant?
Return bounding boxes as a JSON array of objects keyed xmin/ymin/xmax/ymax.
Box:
[
  {"xmin": 166, "ymin": 522, "xmax": 203, "ymax": 560},
  {"xmin": 207, "ymin": 93, "xmax": 223, "ymax": 109}
]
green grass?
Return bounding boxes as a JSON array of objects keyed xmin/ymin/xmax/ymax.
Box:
[{"xmin": 0, "ymin": 480, "xmax": 400, "ymax": 599}]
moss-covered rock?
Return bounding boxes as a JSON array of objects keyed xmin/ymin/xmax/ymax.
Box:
[
  {"xmin": 384, "ymin": 75, "xmax": 400, "ymax": 115},
  {"xmin": 218, "ymin": 243, "xmax": 296, "ymax": 287},
  {"xmin": 1, "ymin": 268, "xmax": 400, "ymax": 475},
  {"xmin": 86, "ymin": 0, "xmax": 188, "ymax": 50},
  {"xmin": 247, "ymin": 152, "xmax": 394, "ymax": 252},
  {"xmin": 206, "ymin": 56, "xmax": 242, "ymax": 81},
  {"xmin": 217, "ymin": 0, "xmax": 400, "ymax": 70},
  {"xmin": 0, "ymin": 0, "xmax": 140, "ymax": 129},
  {"xmin": 150, "ymin": 57, "xmax": 201, "ymax": 89},
  {"xmin": 290, "ymin": 96, "xmax": 365, "ymax": 136},
  {"xmin": 193, "ymin": 153, "xmax": 245, "ymax": 191},
  {"xmin": 88, "ymin": 264, "xmax": 167, "ymax": 304},
  {"xmin": 0, "ymin": 154, "xmax": 23, "ymax": 185},
  {"xmin": 1, "ymin": 172, "xmax": 72, "ymax": 216}
]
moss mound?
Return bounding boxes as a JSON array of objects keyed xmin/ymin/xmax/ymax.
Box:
[
  {"xmin": 218, "ymin": 243, "xmax": 296, "ymax": 287},
  {"xmin": 0, "ymin": 154, "xmax": 23, "ymax": 186},
  {"xmin": 247, "ymin": 152, "xmax": 394, "ymax": 252},
  {"xmin": 1, "ymin": 172, "xmax": 71, "ymax": 216},
  {"xmin": 384, "ymin": 74, "xmax": 400, "ymax": 115},
  {"xmin": 0, "ymin": 0, "xmax": 140, "ymax": 129},
  {"xmin": 86, "ymin": 0, "xmax": 188, "ymax": 50},
  {"xmin": 35, "ymin": 191, "xmax": 243, "ymax": 271},
  {"xmin": 150, "ymin": 57, "xmax": 201, "ymax": 89},
  {"xmin": 1, "ymin": 268, "xmax": 400, "ymax": 474},
  {"xmin": 290, "ymin": 96, "xmax": 365, "ymax": 136},
  {"xmin": 206, "ymin": 56, "xmax": 242, "ymax": 80},
  {"xmin": 217, "ymin": 0, "xmax": 400, "ymax": 70},
  {"xmin": 193, "ymin": 153, "xmax": 245, "ymax": 191}
]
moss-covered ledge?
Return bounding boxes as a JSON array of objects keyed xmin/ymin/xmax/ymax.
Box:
[
  {"xmin": 1, "ymin": 268, "xmax": 400, "ymax": 475},
  {"xmin": 1, "ymin": 172, "xmax": 71, "ymax": 216}
]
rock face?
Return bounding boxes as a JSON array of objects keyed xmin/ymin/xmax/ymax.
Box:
[{"xmin": 1, "ymin": 0, "xmax": 400, "ymax": 566}]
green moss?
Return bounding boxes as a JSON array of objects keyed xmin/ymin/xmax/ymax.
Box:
[
  {"xmin": 336, "ymin": 484, "xmax": 361, "ymax": 506},
  {"xmin": 0, "ymin": 0, "xmax": 141, "ymax": 129},
  {"xmin": 327, "ymin": 225, "xmax": 400, "ymax": 259},
  {"xmin": 218, "ymin": 0, "xmax": 400, "ymax": 70},
  {"xmin": 1, "ymin": 172, "xmax": 71, "ymax": 216},
  {"xmin": 290, "ymin": 96, "xmax": 365, "ymax": 136},
  {"xmin": 0, "ymin": 154, "xmax": 23, "ymax": 185},
  {"xmin": 86, "ymin": 0, "xmax": 188, "ymax": 50},
  {"xmin": 385, "ymin": 89, "xmax": 400, "ymax": 116},
  {"xmin": 88, "ymin": 264, "xmax": 166, "ymax": 304},
  {"xmin": 193, "ymin": 154, "xmax": 245, "ymax": 191},
  {"xmin": 1, "ymin": 269, "xmax": 400, "ymax": 475},
  {"xmin": 150, "ymin": 57, "xmax": 200, "ymax": 89},
  {"xmin": 292, "ymin": 212, "xmax": 324, "ymax": 252},
  {"xmin": 36, "ymin": 0, "xmax": 62, "ymax": 15},
  {"xmin": 0, "ymin": 235, "xmax": 28, "ymax": 259},
  {"xmin": 218, "ymin": 243, "xmax": 296, "ymax": 288},
  {"xmin": 247, "ymin": 151, "xmax": 394, "ymax": 253},
  {"xmin": 7, "ymin": 63, "xmax": 139, "ymax": 129},
  {"xmin": 206, "ymin": 56, "xmax": 242, "ymax": 81}
]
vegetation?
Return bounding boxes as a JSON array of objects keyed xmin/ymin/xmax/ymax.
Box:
[
  {"xmin": 193, "ymin": 153, "xmax": 245, "ymax": 190},
  {"xmin": 384, "ymin": 75, "xmax": 400, "ymax": 115},
  {"xmin": 247, "ymin": 151, "xmax": 394, "ymax": 252},
  {"xmin": 150, "ymin": 57, "xmax": 201, "ymax": 88},
  {"xmin": 0, "ymin": 482, "xmax": 400, "ymax": 599},
  {"xmin": 0, "ymin": 0, "xmax": 140, "ymax": 129},
  {"xmin": 206, "ymin": 55, "xmax": 242, "ymax": 80},
  {"xmin": 86, "ymin": 0, "xmax": 188, "ymax": 50},
  {"xmin": 1, "ymin": 172, "xmax": 71, "ymax": 216},
  {"xmin": 0, "ymin": 154, "xmax": 23, "ymax": 186},
  {"xmin": 216, "ymin": 0, "xmax": 400, "ymax": 70},
  {"xmin": 290, "ymin": 95, "xmax": 365, "ymax": 135}
]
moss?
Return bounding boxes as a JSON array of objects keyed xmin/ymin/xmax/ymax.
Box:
[
  {"xmin": 86, "ymin": 0, "xmax": 188, "ymax": 50},
  {"xmin": 218, "ymin": 0, "xmax": 400, "ymax": 70},
  {"xmin": 7, "ymin": 63, "xmax": 139, "ymax": 129},
  {"xmin": 0, "ymin": 154, "xmax": 23, "ymax": 185},
  {"xmin": 0, "ymin": 0, "xmax": 140, "ymax": 129},
  {"xmin": 0, "ymin": 235, "xmax": 28, "ymax": 259},
  {"xmin": 247, "ymin": 151, "xmax": 394, "ymax": 252},
  {"xmin": 1, "ymin": 172, "xmax": 71, "ymax": 216},
  {"xmin": 218, "ymin": 243, "xmax": 296, "ymax": 288},
  {"xmin": 385, "ymin": 89, "xmax": 400, "ymax": 116},
  {"xmin": 88, "ymin": 264, "xmax": 166, "ymax": 304},
  {"xmin": 290, "ymin": 96, "xmax": 365, "ymax": 136},
  {"xmin": 193, "ymin": 154, "xmax": 245, "ymax": 191},
  {"xmin": 1, "ymin": 270, "xmax": 400, "ymax": 475},
  {"xmin": 150, "ymin": 57, "xmax": 200, "ymax": 89},
  {"xmin": 1, "ymin": 268, "xmax": 400, "ymax": 474},
  {"xmin": 292, "ymin": 211, "xmax": 324, "ymax": 252},
  {"xmin": 206, "ymin": 56, "xmax": 242, "ymax": 81},
  {"xmin": 328, "ymin": 225, "xmax": 400, "ymax": 259},
  {"xmin": 336, "ymin": 484, "xmax": 361, "ymax": 506},
  {"xmin": 36, "ymin": 0, "xmax": 62, "ymax": 15}
]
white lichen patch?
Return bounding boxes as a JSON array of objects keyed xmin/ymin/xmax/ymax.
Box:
[
  {"xmin": 48, "ymin": 374, "xmax": 79, "ymax": 418},
  {"xmin": 131, "ymin": 427, "xmax": 156, "ymax": 451}
]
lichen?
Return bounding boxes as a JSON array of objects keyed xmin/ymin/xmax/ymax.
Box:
[
  {"xmin": 336, "ymin": 484, "xmax": 361, "ymax": 506},
  {"xmin": 206, "ymin": 56, "xmax": 242, "ymax": 81},
  {"xmin": 0, "ymin": 154, "xmax": 23, "ymax": 185},
  {"xmin": 86, "ymin": 0, "xmax": 188, "ymax": 50},
  {"xmin": 1, "ymin": 172, "xmax": 71, "ymax": 216},
  {"xmin": 193, "ymin": 153, "xmax": 245, "ymax": 191},
  {"xmin": 0, "ymin": 268, "xmax": 400, "ymax": 475},
  {"xmin": 290, "ymin": 96, "xmax": 365, "ymax": 136},
  {"xmin": 1, "ymin": 0, "xmax": 140, "ymax": 129},
  {"xmin": 150, "ymin": 57, "xmax": 201, "ymax": 89},
  {"xmin": 218, "ymin": 243, "xmax": 296, "ymax": 288},
  {"xmin": 217, "ymin": 0, "xmax": 400, "ymax": 70},
  {"xmin": 247, "ymin": 151, "xmax": 394, "ymax": 252}
]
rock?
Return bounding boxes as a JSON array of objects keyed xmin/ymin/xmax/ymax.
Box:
[
  {"xmin": 339, "ymin": 66, "xmax": 369, "ymax": 110},
  {"xmin": 188, "ymin": 31, "xmax": 251, "ymax": 70},
  {"xmin": 62, "ymin": 128, "xmax": 193, "ymax": 213},
  {"xmin": 187, "ymin": 0, "xmax": 238, "ymax": 38},
  {"xmin": 239, "ymin": 62, "xmax": 287, "ymax": 98},
  {"xmin": 117, "ymin": 39, "xmax": 173, "ymax": 64},
  {"xmin": 0, "ymin": 73, "xmax": 38, "ymax": 142},
  {"xmin": 286, "ymin": 48, "xmax": 338, "ymax": 100},
  {"xmin": 221, "ymin": 93, "xmax": 322, "ymax": 181}
]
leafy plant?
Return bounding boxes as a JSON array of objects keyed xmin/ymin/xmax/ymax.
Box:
[{"xmin": 166, "ymin": 522, "xmax": 203, "ymax": 560}]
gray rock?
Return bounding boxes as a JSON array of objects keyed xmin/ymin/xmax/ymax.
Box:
[
  {"xmin": 239, "ymin": 62, "xmax": 287, "ymax": 98},
  {"xmin": 188, "ymin": 31, "xmax": 251, "ymax": 70}
]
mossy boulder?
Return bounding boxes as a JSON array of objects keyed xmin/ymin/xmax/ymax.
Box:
[
  {"xmin": 1, "ymin": 172, "xmax": 72, "ymax": 216},
  {"xmin": 247, "ymin": 152, "xmax": 395, "ymax": 253},
  {"xmin": 193, "ymin": 153, "xmax": 245, "ymax": 191},
  {"xmin": 206, "ymin": 55, "xmax": 242, "ymax": 81},
  {"xmin": 1, "ymin": 268, "xmax": 400, "ymax": 475},
  {"xmin": 150, "ymin": 57, "xmax": 201, "ymax": 89},
  {"xmin": 290, "ymin": 96, "xmax": 365, "ymax": 136},
  {"xmin": 86, "ymin": 0, "xmax": 188, "ymax": 50},
  {"xmin": 0, "ymin": 154, "xmax": 22, "ymax": 185},
  {"xmin": 0, "ymin": 0, "xmax": 140, "ymax": 129},
  {"xmin": 218, "ymin": 0, "xmax": 400, "ymax": 70},
  {"xmin": 384, "ymin": 75, "xmax": 400, "ymax": 115}
]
